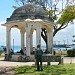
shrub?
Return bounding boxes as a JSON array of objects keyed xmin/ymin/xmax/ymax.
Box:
[{"xmin": 67, "ymin": 49, "xmax": 75, "ymax": 57}]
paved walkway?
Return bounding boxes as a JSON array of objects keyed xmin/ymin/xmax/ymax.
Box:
[
  {"xmin": 0, "ymin": 57, "xmax": 35, "ymax": 67},
  {"xmin": 0, "ymin": 57, "xmax": 60, "ymax": 67},
  {"xmin": 0, "ymin": 57, "xmax": 75, "ymax": 67}
]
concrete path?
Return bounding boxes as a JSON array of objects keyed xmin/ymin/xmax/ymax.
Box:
[
  {"xmin": 0, "ymin": 57, "xmax": 35, "ymax": 67},
  {"xmin": 0, "ymin": 57, "xmax": 60, "ymax": 67},
  {"xmin": 0, "ymin": 57, "xmax": 75, "ymax": 67}
]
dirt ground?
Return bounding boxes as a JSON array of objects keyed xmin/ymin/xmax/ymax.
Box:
[{"xmin": 0, "ymin": 57, "xmax": 35, "ymax": 75}]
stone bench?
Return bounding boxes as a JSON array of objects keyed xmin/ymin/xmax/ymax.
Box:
[
  {"xmin": 10, "ymin": 53, "xmax": 28, "ymax": 62},
  {"xmin": 11, "ymin": 54, "xmax": 63, "ymax": 63},
  {"xmin": 42, "ymin": 54, "xmax": 63, "ymax": 65},
  {"xmin": 11, "ymin": 53, "xmax": 32, "ymax": 62}
]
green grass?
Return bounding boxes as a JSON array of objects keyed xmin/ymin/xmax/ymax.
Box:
[
  {"xmin": 13, "ymin": 64, "xmax": 75, "ymax": 75},
  {"xmin": 55, "ymin": 51, "xmax": 67, "ymax": 56},
  {"xmin": 0, "ymin": 51, "xmax": 4, "ymax": 58}
]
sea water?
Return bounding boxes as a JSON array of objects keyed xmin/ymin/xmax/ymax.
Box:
[
  {"xmin": 11, "ymin": 46, "xmax": 21, "ymax": 52},
  {"xmin": 11, "ymin": 45, "xmax": 46, "ymax": 52},
  {"xmin": 0, "ymin": 45, "xmax": 73, "ymax": 52}
]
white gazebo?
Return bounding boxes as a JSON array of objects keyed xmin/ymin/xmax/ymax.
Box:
[{"xmin": 2, "ymin": 4, "xmax": 54, "ymax": 60}]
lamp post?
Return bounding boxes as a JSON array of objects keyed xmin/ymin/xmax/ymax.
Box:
[{"xmin": 63, "ymin": 40, "xmax": 66, "ymax": 45}]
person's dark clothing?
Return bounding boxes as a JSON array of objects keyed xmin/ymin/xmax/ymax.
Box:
[
  {"xmin": 35, "ymin": 48, "xmax": 43, "ymax": 71},
  {"xmin": 20, "ymin": 49, "xmax": 24, "ymax": 55},
  {"xmin": 10, "ymin": 49, "xmax": 14, "ymax": 54},
  {"xmin": 44, "ymin": 50, "xmax": 50, "ymax": 54}
]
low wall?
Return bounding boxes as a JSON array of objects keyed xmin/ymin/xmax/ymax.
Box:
[
  {"xmin": 63, "ymin": 57, "xmax": 75, "ymax": 64},
  {"xmin": 5, "ymin": 53, "xmax": 75, "ymax": 64}
]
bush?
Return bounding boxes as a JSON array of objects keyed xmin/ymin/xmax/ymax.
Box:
[{"xmin": 67, "ymin": 49, "xmax": 75, "ymax": 57}]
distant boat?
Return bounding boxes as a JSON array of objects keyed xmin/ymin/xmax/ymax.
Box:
[
  {"xmin": 53, "ymin": 44, "xmax": 70, "ymax": 48},
  {"xmin": 53, "ymin": 44, "xmax": 71, "ymax": 50}
]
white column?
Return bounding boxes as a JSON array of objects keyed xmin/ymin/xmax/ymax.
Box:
[
  {"xmin": 20, "ymin": 29, "xmax": 25, "ymax": 50},
  {"xmin": 6, "ymin": 26, "xmax": 11, "ymax": 54},
  {"xmin": 47, "ymin": 29, "xmax": 53, "ymax": 54},
  {"xmin": 36, "ymin": 27, "xmax": 41, "ymax": 47},
  {"xmin": 26, "ymin": 28, "xmax": 31, "ymax": 56},
  {"xmin": 30, "ymin": 31, "xmax": 33, "ymax": 53}
]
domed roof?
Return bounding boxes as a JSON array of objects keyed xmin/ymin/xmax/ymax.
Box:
[{"xmin": 7, "ymin": 4, "xmax": 50, "ymax": 22}]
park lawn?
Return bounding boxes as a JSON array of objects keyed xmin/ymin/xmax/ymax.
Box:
[
  {"xmin": 0, "ymin": 52, "xmax": 4, "ymax": 58},
  {"xmin": 0, "ymin": 52, "xmax": 3, "ymax": 58},
  {"xmin": 14, "ymin": 64, "xmax": 75, "ymax": 75}
]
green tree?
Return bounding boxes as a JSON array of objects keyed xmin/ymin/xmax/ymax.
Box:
[
  {"xmin": 73, "ymin": 35, "xmax": 75, "ymax": 43},
  {"xmin": 55, "ymin": 5, "xmax": 75, "ymax": 36}
]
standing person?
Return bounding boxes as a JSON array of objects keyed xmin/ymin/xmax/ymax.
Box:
[{"xmin": 35, "ymin": 45, "xmax": 43, "ymax": 71}]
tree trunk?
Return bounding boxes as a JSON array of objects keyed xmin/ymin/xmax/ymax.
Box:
[
  {"xmin": 41, "ymin": 28, "xmax": 48, "ymax": 50},
  {"xmin": 41, "ymin": 28, "xmax": 60, "ymax": 51}
]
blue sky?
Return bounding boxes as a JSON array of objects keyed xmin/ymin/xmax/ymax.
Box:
[
  {"xmin": 0, "ymin": 0, "xmax": 17, "ymax": 22},
  {"xmin": 0, "ymin": 0, "xmax": 75, "ymax": 46}
]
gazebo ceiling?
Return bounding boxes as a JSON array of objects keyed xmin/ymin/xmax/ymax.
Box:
[{"xmin": 7, "ymin": 4, "xmax": 52, "ymax": 22}]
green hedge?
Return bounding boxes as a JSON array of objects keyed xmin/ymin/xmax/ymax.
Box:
[{"xmin": 67, "ymin": 49, "xmax": 75, "ymax": 57}]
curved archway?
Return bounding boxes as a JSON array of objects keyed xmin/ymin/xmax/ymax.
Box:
[
  {"xmin": 11, "ymin": 28, "xmax": 21, "ymax": 52},
  {"xmin": 41, "ymin": 25, "xmax": 52, "ymax": 52}
]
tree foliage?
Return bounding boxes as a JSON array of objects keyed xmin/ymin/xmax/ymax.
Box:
[
  {"xmin": 53, "ymin": 5, "xmax": 75, "ymax": 36},
  {"xmin": 72, "ymin": 35, "xmax": 75, "ymax": 43},
  {"xmin": 57, "ymin": 5, "xmax": 75, "ymax": 25},
  {"xmin": 73, "ymin": 35, "xmax": 75, "ymax": 37}
]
